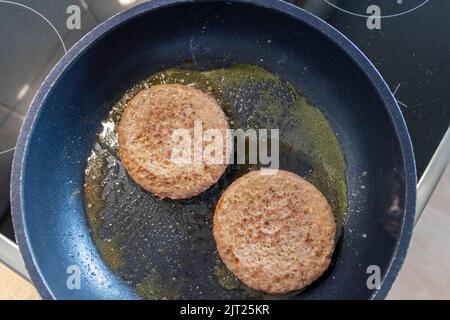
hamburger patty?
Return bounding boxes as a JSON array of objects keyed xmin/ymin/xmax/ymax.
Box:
[
  {"xmin": 118, "ymin": 84, "xmax": 229, "ymax": 199},
  {"xmin": 213, "ymin": 170, "xmax": 336, "ymax": 294}
]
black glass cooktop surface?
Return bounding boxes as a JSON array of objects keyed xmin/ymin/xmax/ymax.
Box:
[{"xmin": 0, "ymin": 0, "xmax": 449, "ymax": 241}]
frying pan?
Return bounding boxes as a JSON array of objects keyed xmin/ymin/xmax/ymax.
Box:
[{"xmin": 11, "ymin": 0, "xmax": 416, "ymax": 299}]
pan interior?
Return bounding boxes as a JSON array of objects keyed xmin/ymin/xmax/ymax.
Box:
[
  {"xmin": 15, "ymin": 1, "xmax": 412, "ymax": 299},
  {"xmin": 83, "ymin": 64, "xmax": 347, "ymax": 299}
]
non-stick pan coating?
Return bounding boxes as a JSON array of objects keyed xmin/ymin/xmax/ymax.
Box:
[{"xmin": 11, "ymin": 0, "xmax": 416, "ymax": 299}]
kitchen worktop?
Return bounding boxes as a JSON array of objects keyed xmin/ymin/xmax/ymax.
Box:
[{"xmin": 0, "ymin": 262, "xmax": 39, "ymax": 300}]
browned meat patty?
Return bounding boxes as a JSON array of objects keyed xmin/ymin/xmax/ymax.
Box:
[
  {"xmin": 118, "ymin": 84, "xmax": 229, "ymax": 199},
  {"xmin": 213, "ymin": 170, "xmax": 336, "ymax": 294}
]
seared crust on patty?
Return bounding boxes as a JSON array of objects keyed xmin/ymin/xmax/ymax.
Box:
[
  {"xmin": 213, "ymin": 170, "xmax": 336, "ymax": 294},
  {"xmin": 118, "ymin": 84, "xmax": 229, "ymax": 199}
]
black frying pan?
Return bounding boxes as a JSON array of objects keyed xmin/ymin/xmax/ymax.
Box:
[{"xmin": 11, "ymin": 0, "xmax": 416, "ymax": 299}]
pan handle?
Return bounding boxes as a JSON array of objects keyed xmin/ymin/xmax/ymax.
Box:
[{"xmin": 415, "ymin": 127, "xmax": 450, "ymax": 225}]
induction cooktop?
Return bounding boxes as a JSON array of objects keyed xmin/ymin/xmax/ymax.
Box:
[{"xmin": 0, "ymin": 0, "xmax": 449, "ymax": 277}]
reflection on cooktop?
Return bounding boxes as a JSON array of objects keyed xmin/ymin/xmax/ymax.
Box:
[{"xmin": 0, "ymin": 211, "xmax": 14, "ymax": 241}]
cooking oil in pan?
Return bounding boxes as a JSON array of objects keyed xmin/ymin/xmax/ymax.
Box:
[{"xmin": 84, "ymin": 64, "xmax": 347, "ymax": 299}]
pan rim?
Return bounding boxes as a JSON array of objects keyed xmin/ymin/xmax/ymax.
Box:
[{"xmin": 10, "ymin": 0, "xmax": 416, "ymax": 300}]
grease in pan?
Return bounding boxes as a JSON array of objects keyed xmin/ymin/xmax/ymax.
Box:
[{"xmin": 83, "ymin": 64, "xmax": 347, "ymax": 299}]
